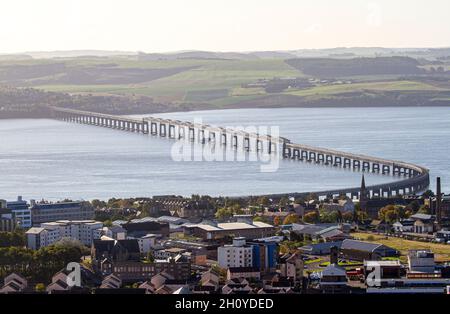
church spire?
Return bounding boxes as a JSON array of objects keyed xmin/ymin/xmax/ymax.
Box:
[{"xmin": 359, "ymin": 174, "xmax": 368, "ymax": 214}]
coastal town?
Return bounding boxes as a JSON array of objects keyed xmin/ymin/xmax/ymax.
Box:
[{"xmin": 1, "ymin": 176, "xmax": 449, "ymax": 295}]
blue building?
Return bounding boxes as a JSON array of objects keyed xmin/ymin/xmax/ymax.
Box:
[
  {"xmin": 249, "ymin": 239, "xmax": 279, "ymax": 273},
  {"xmin": 6, "ymin": 196, "xmax": 32, "ymax": 228}
]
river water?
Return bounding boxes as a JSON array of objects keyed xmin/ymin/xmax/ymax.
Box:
[{"xmin": 0, "ymin": 107, "xmax": 448, "ymax": 201}]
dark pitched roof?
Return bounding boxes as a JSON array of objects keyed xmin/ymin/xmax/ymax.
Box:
[
  {"xmin": 341, "ymin": 239, "xmax": 382, "ymax": 252},
  {"xmin": 228, "ymin": 267, "xmax": 259, "ymax": 273}
]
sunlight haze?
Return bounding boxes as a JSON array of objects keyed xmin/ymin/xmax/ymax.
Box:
[{"xmin": 1, "ymin": 0, "xmax": 449, "ymax": 53}]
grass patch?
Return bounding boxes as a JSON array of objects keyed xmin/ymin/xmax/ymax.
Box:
[
  {"xmin": 286, "ymin": 80, "xmax": 443, "ymax": 97},
  {"xmin": 352, "ymin": 232, "xmax": 450, "ymax": 262},
  {"xmin": 304, "ymin": 258, "xmax": 323, "ymax": 265}
]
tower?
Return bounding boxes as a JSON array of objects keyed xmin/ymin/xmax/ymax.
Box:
[
  {"xmin": 359, "ymin": 174, "xmax": 368, "ymax": 213},
  {"xmin": 436, "ymin": 177, "xmax": 442, "ymax": 227}
]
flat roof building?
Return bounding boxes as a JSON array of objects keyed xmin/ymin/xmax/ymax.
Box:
[{"xmin": 184, "ymin": 221, "xmax": 275, "ymax": 240}]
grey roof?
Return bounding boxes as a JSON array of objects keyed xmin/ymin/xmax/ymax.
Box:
[
  {"xmin": 300, "ymin": 241, "xmax": 343, "ymax": 252},
  {"xmin": 410, "ymin": 213, "xmax": 434, "ymax": 221},
  {"xmin": 318, "ymin": 228, "xmax": 345, "ymax": 239},
  {"xmin": 341, "ymin": 239, "xmax": 383, "ymax": 252},
  {"xmin": 291, "ymin": 224, "xmax": 326, "ymax": 235},
  {"xmin": 321, "ymin": 264, "xmax": 347, "ymax": 277}
]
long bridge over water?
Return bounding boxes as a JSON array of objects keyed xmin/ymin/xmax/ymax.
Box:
[{"xmin": 50, "ymin": 106, "xmax": 430, "ymax": 199}]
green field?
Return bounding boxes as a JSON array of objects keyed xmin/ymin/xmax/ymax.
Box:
[
  {"xmin": 3, "ymin": 56, "xmax": 450, "ymax": 111},
  {"xmin": 352, "ymin": 232, "xmax": 450, "ymax": 262}
]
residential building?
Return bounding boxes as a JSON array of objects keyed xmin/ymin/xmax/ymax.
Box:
[
  {"xmin": 25, "ymin": 220, "xmax": 103, "ymax": 249},
  {"xmin": 410, "ymin": 213, "xmax": 435, "ymax": 234},
  {"xmin": 0, "ymin": 273, "xmax": 28, "ymax": 294},
  {"xmin": 319, "ymin": 264, "xmax": 348, "ymax": 294},
  {"xmin": 322, "ymin": 199, "xmax": 355, "ymax": 212},
  {"xmin": 218, "ymin": 237, "xmax": 253, "ymax": 268},
  {"xmin": 30, "ymin": 200, "xmax": 94, "ymax": 226},
  {"xmin": 221, "ymin": 278, "xmax": 252, "ymax": 294},
  {"xmin": 6, "ymin": 196, "xmax": 32, "ymax": 228},
  {"xmin": 130, "ymin": 234, "xmax": 157, "ymax": 254},
  {"xmin": 248, "ymin": 238, "xmax": 278, "ymax": 273},
  {"xmin": 278, "ymin": 253, "xmax": 304, "ymax": 281},
  {"xmin": 393, "ymin": 219, "xmax": 415, "ymax": 233},
  {"xmin": 226, "ymin": 267, "xmax": 261, "ymax": 280},
  {"xmin": 100, "ymin": 225, "xmax": 127, "ymax": 240}
]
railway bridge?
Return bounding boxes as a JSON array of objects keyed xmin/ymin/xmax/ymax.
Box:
[{"xmin": 50, "ymin": 106, "xmax": 430, "ymax": 199}]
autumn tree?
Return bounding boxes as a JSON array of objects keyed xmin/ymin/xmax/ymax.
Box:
[
  {"xmin": 303, "ymin": 211, "xmax": 319, "ymax": 224},
  {"xmin": 283, "ymin": 213, "xmax": 300, "ymax": 225}
]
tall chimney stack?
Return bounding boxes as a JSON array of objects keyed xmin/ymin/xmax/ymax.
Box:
[{"xmin": 436, "ymin": 177, "xmax": 442, "ymax": 227}]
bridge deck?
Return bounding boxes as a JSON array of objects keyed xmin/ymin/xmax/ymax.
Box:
[{"xmin": 50, "ymin": 106, "xmax": 430, "ymax": 197}]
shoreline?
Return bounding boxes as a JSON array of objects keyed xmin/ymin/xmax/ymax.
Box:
[{"xmin": 1, "ymin": 103, "xmax": 449, "ymax": 120}]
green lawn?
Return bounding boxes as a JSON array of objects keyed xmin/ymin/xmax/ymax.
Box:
[
  {"xmin": 352, "ymin": 232, "xmax": 450, "ymax": 262},
  {"xmin": 286, "ymin": 80, "xmax": 443, "ymax": 97}
]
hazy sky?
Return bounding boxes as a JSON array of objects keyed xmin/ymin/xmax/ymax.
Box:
[{"xmin": 1, "ymin": 0, "xmax": 449, "ymax": 53}]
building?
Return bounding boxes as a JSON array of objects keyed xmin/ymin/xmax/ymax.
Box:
[
  {"xmin": 100, "ymin": 225, "xmax": 127, "ymax": 240},
  {"xmin": 248, "ymin": 238, "xmax": 278, "ymax": 273},
  {"xmin": 218, "ymin": 237, "xmax": 253, "ymax": 269},
  {"xmin": 0, "ymin": 273, "xmax": 28, "ymax": 294},
  {"xmin": 340, "ymin": 239, "xmax": 398, "ymax": 261},
  {"xmin": 30, "ymin": 200, "xmax": 94, "ymax": 226},
  {"xmin": 393, "ymin": 219, "xmax": 415, "ymax": 233},
  {"xmin": 6, "ymin": 196, "xmax": 32, "ymax": 228},
  {"xmin": 363, "ymin": 260, "xmax": 402, "ymax": 280},
  {"xmin": 319, "ymin": 264, "xmax": 348, "ymax": 294},
  {"xmin": 322, "ymin": 199, "xmax": 355, "ymax": 213},
  {"xmin": 0, "ymin": 207, "xmax": 16, "ymax": 232},
  {"xmin": 130, "ymin": 234, "xmax": 157, "ymax": 254},
  {"xmin": 278, "ymin": 253, "xmax": 304, "ymax": 281},
  {"xmin": 91, "ymin": 238, "xmax": 141, "ymax": 272},
  {"xmin": 299, "ymin": 241, "xmax": 343, "ymax": 256},
  {"xmin": 119, "ymin": 220, "xmax": 170, "ymax": 238},
  {"xmin": 217, "ymin": 237, "xmax": 278, "ymax": 272},
  {"xmin": 221, "ymin": 278, "xmax": 252, "ymax": 294},
  {"xmin": 226, "ymin": 267, "xmax": 261, "ymax": 280},
  {"xmin": 91, "ymin": 238, "xmax": 191, "ymax": 282},
  {"xmin": 171, "ymin": 200, "xmax": 215, "ymax": 218},
  {"xmin": 291, "ymin": 223, "xmax": 350, "ymax": 242},
  {"xmin": 106, "ymin": 256, "xmax": 191, "ymax": 283},
  {"xmin": 435, "ymin": 230, "xmax": 450, "ymax": 243},
  {"xmin": 25, "ymin": 220, "xmax": 103, "ymax": 250},
  {"xmin": 185, "ymin": 220, "xmax": 275, "ymax": 240},
  {"xmin": 407, "ymin": 250, "xmax": 439, "ymax": 277},
  {"xmin": 410, "ymin": 213, "xmax": 435, "ymax": 234}
]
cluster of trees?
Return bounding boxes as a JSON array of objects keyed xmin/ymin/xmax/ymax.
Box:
[
  {"xmin": 0, "ymin": 239, "xmax": 89, "ymax": 283},
  {"xmin": 215, "ymin": 204, "xmax": 244, "ymax": 221},
  {"xmin": 377, "ymin": 201, "xmax": 430, "ymax": 223},
  {"xmin": 0, "ymin": 230, "xmax": 26, "ymax": 248},
  {"xmin": 302, "ymin": 209, "xmax": 367, "ymax": 224}
]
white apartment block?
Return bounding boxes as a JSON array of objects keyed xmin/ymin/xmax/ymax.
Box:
[
  {"xmin": 217, "ymin": 237, "xmax": 253, "ymax": 269},
  {"xmin": 26, "ymin": 220, "xmax": 103, "ymax": 250}
]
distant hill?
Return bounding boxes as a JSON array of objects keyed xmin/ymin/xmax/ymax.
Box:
[
  {"xmin": 1, "ymin": 47, "xmax": 449, "ymax": 61},
  {"xmin": 285, "ymin": 56, "xmax": 425, "ymax": 77},
  {"xmin": 138, "ymin": 50, "xmax": 258, "ymax": 60},
  {"xmin": 22, "ymin": 50, "xmax": 138, "ymax": 59}
]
